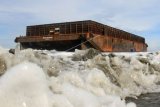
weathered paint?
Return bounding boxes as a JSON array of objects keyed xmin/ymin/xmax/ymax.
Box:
[{"xmin": 15, "ymin": 20, "xmax": 147, "ymax": 52}]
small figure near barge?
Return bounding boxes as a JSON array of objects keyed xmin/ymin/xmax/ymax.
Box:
[{"xmin": 15, "ymin": 20, "xmax": 148, "ymax": 52}]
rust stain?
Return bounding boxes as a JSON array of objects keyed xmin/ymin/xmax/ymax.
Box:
[{"xmin": 15, "ymin": 20, "xmax": 147, "ymax": 52}]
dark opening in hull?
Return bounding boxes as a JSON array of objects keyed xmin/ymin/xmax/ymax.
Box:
[{"xmin": 21, "ymin": 40, "xmax": 82, "ymax": 51}]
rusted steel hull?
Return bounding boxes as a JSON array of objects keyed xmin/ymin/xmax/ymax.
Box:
[
  {"xmin": 88, "ymin": 34, "xmax": 147, "ymax": 52},
  {"xmin": 15, "ymin": 20, "xmax": 148, "ymax": 52},
  {"xmin": 15, "ymin": 34, "xmax": 81, "ymax": 42}
]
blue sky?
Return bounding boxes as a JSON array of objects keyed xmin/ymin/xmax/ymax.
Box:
[{"xmin": 0, "ymin": 0, "xmax": 159, "ymax": 51}]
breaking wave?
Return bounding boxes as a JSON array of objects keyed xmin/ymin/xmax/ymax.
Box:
[{"xmin": 0, "ymin": 46, "xmax": 160, "ymax": 107}]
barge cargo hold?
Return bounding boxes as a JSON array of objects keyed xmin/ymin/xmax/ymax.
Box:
[{"xmin": 15, "ymin": 20, "xmax": 148, "ymax": 52}]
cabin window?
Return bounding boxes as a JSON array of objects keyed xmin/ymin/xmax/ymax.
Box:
[
  {"xmin": 49, "ymin": 28, "xmax": 54, "ymax": 35},
  {"xmin": 55, "ymin": 28, "xmax": 60, "ymax": 34}
]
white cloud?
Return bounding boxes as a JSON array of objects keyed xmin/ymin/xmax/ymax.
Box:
[
  {"xmin": 0, "ymin": 0, "xmax": 159, "ymax": 29},
  {"xmin": 146, "ymin": 35, "xmax": 160, "ymax": 52},
  {"xmin": 0, "ymin": 0, "xmax": 159, "ymax": 51},
  {"xmin": 89, "ymin": 0, "xmax": 160, "ymax": 32}
]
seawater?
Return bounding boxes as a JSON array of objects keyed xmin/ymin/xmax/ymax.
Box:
[
  {"xmin": 127, "ymin": 93, "xmax": 160, "ymax": 107},
  {"xmin": 0, "ymin": 47, "xmax": 160, "ymax": 107}
]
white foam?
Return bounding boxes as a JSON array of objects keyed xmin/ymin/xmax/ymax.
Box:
[
  {"xmin": 1, "ymin": 48, "xmax": 160, "ymax": 107},
  {"xmin": 0, "ymin": 62, "xmax": 51, "ymax": 107},
  {"xmin": 0, "ymin": 46, "xmax": 8, "ymax": 54}
]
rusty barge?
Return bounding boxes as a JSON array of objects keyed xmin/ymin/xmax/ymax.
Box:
[{"xmin": 15, "ymin": 20, "xmax": 148, "ymax": 52}]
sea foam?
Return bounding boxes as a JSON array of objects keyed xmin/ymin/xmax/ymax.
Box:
[
  {"xmin": 1, "ymin": 48, "xmax": 160, "ymax": 107},
  {"xmin": 0, "ymin": 62, "xmax": 51, "ymax": 107}
]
